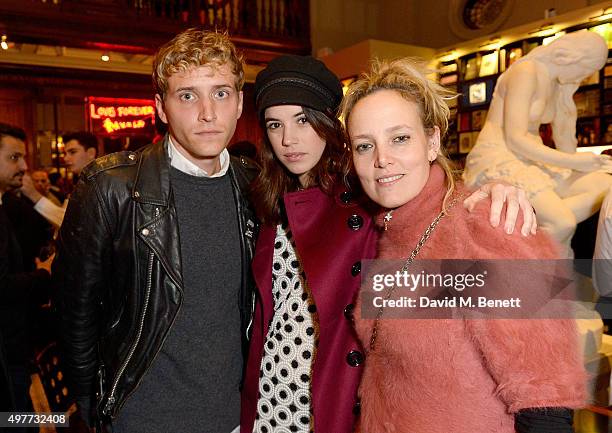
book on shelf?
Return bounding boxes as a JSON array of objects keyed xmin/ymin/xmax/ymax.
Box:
[
  {"xmin": 471, "ymin": 109, "xmax": 488, "ymax": 130},
  {"xmin": 458, "ymin": 112, "xmax": 471, "ymax": 132},
  {"xmin": 576, "ymin": 118, "xmax": 601, "ymax": 147},
  {"xmin": 574, "ymin": 89, "xmax": 600, "ymax": 118},
  {"xmin": 603, "ymin": 117, "xmax": 612, "ymax": 144},
  {"xmin": 440, "ymin": 74, "xmax": 458, "ymax": 86}
]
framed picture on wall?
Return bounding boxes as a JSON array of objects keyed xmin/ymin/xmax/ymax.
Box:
[
  {"xmin": 458, "ymin": 112, "xmax": 471, "ymax": 132},
  {"xmin": 507, "ymin": 47, "xmax": 523, "ymax": 67},
  {"xmin": 471, "ymin": 109, "xmax": 488, "ymax": 130},
  {"xmin": 468, "ymin": 82, "xmax": 487, "ymax": 105},
  {"xmin": 459, "ymin": 132, "xmax": 474, "ymax": 153},
  {"xmin": 479, "ymin": 52, "xmax": 498, "ymax": 77},
  {"xmin": 464, "ymin": 57, "xmax": 479, "ymax": 81}
]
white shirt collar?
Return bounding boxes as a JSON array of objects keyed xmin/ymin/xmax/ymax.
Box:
[{"xmin": 167, "ymin": 136, "xmax": 230, "ymax": 178}]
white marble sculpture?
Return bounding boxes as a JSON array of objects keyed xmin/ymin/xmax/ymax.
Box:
[{"xmin": 463, "ymin": 31, "xmax": 612, "ymax": 256}]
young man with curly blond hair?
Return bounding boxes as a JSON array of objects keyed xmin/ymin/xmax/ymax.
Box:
[{"xmin": 53, "ymin": 29, "xmax": 258, "ymax": 433}]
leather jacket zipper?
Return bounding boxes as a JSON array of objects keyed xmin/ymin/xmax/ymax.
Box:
[
  {"xmin": 246, "ymin": 291, "xmax": 255, "ymax": 339},
  {"xmin": 103, "ymin": 209, "xmax": 158, "ymax": 416}
]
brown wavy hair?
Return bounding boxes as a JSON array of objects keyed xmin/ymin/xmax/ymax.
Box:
[{"xmin": 251, "ymin": 106, "xmax": 350, "ymax": 225}]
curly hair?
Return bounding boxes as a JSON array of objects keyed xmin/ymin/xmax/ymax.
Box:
[{"xmin": 153, "ymin": 28, "xmax": 245, "ymax": 97}]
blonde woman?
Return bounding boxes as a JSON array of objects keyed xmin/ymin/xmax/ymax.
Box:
[{"xmin": 341, "ymin": 58, "xmax": 586, "ymax": 433}]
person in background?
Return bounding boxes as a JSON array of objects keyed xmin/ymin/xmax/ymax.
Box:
[
  {"xmin": 63, "ymin": 131, "xmax": 98, "ymax": 179},
  {"xmin": 342, "ymin": 57, "xmax": 585, "ymax": 433},
  {"xmin": 31, "ymin": 170, "xmax": 64, "ymax": 206},
  {"xmin": 48, "ymin": 171, "xmax": 69, "ymax": 200},
  {"xmin": 0, "ymin": 123, "xmax": 54, "ymax": 430},
  {"xmin": 53, "ymin": 29, "xmax": 257, "ymax": 433},
  {"xmin": 20, "ymin": 131, "xmax": 99, "ymax": 227},
  {"xmin": 241, "ymin": 55, "xmax": 538, "ymax": 433},
  {"xmin": 3, "ymin": 183, "xmax": 55, "ymax": 272}
]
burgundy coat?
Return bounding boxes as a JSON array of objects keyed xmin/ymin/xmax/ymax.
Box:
[{"xmin": 241, "ymin": 185, "xmax": 378, "ymax": 433}]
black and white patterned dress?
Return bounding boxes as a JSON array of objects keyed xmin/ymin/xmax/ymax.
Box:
[{"xmin": 252, "ymin": 223, "xmax": 319, "ymax": 433}]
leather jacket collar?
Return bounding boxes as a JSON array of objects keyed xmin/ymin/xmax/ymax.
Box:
[{"xmin": 132, "ymin": 138, "xmax": 172, "ymax": 207}]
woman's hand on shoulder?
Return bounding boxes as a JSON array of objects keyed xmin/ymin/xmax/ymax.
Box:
[{"xmin": 463, "ymin": 183, "xmax": 537, "ymax": 237}]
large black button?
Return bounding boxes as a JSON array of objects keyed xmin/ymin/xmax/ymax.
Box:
[
  {"xmin": 351, "ymin": 261, "xmax": 361, "ymax": 277},
  {"xmin": 346, "ymin": 350, "xmax": 364, "ymax": 367},
  {"xmin": 353, "ymin": 399, "xmax": 361, "ymax": 415},
  {"xmin": 340, "ymin": 191, "xmax": 352, "ymax": 204},
  {"xmin": 347, "ymin": 214, "xmax": 364, "ymax": 231},
  {"xmin": 343, "ymin": 304, "xmax": 354, "ymax": 320}
]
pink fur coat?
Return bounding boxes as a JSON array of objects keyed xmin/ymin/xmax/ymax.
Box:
[{"xmin": 354, "ymin": 164, "xmax": 586, "ymax": 433}]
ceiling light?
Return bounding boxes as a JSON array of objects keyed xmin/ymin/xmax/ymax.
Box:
[{"xmin": 101, "ymin": 52, "xmax": 110, "ymax": 62}]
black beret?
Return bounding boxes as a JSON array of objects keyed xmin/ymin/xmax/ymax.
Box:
[{"xmin": 254, "ymin": 55, "xmax": 343, "ymax": 120}]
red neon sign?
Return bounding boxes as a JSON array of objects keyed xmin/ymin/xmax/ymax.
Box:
[
  {"xmin": 88, "ymin": 97, "xmax": 155, "ymax": 135},
  {"xmin": 90, "ymin": 104, "xmax": 155, "ymax": 120}
]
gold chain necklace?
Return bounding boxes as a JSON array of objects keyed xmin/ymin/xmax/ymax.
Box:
[{"xmin": 369, "ymin": 194, "xmax": 461, "ymax": 352}]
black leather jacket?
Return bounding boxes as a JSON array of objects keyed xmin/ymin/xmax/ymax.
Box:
[{"xmin": 53, "ymin": 138, "xmax": 258, "ymax": 422}]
